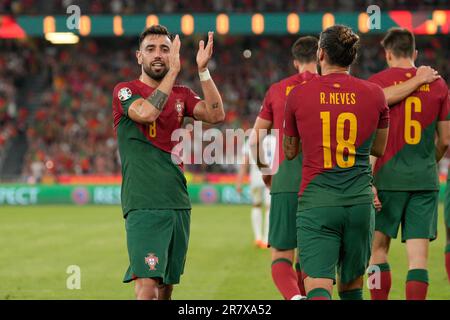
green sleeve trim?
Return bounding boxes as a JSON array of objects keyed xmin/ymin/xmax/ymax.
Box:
[
  {"xmin": 271, "ymin": 258, "xmax": 292, "ymax": 266},
  {"xmin": 338, "ymin": 288, "xmax": 363, "ymax": 300},
  {"xmin": 121, "ymin": 95, "xmax": 141, "ymax": 117},
  {"xmin": 445, "ymin": 244, "xmax": 450, "ymax": 253},
  {"xmin": 295, "ymin": 262, "xmax": 301, "ymax": 271},
  {"xmin": 307, "ymin": 288, "xmax": 331, "ymax": 300},
  {"xmin": 406, "ymin": 269, "xmax": 429, "ymax": 284}
]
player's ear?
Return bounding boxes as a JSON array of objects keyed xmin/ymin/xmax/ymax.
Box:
[
  {"xmin": 293, "ymin": 59, "xmax": 299, "ymax": 70},
  {"xmin": 318, "ymin": 48, "xmax": 325, "ymax": 62},
  {"xmin": 136, "ymin": 49, "xmax": 142, "ymax": 65},
  {"xmin": 385, "ymin": 50, "xmax": 391, "ymax": 63},
  {"xmin": 412, "ymin": 49, "xmax": 418, "ymax": 62}
]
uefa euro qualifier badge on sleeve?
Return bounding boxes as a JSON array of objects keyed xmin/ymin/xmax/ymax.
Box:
[{"xmin": 118, "ymin": 87, "xmax": 132, "ymax": 101}]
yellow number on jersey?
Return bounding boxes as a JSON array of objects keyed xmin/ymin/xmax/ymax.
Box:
[
  {"xmin": 320, "ymin": 111, "xmax": 357, "ymax": 169},
  {"xmin": 404, "ymin": 96, "xmax": 421, "ymax": 145},
  {"xmin": 149, "ymin": 121, "xmax": 157, "ymax": 138}
]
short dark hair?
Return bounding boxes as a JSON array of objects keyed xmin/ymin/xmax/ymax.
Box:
[
  {"xmin": 139, "ymin": 25, "xmax": 173, "ymax": 48},
  {"xmin": 381, "ymin": 27, "xmax": 415, "ymax": 58},
  {"xmin": 291, "ymin": 36, "xmax": 318, "ymax": 63},
  {"xmin": 319, "ymin": 24, "xmax": 360, "ymax": 67}
]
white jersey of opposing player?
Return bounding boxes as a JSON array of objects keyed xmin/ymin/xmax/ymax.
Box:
[{"xmin": 242, "ymin": 134, "xmax": 277, "ymax": 189}]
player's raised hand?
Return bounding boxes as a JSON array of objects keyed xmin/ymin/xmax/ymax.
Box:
[
  {"xmin": 416, "ymin": 65, "xmax": 440, "ymax": 84},
  {"xmin": 169, "ymin": 34, "xmax": 181, "ymax": 73},
  {"xmin": 197, "ymin": 31, "xmax": 214, "ymax": 71}
]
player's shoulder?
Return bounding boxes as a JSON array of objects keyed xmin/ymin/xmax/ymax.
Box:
[
  {"xmin": 353, "ymin": 76, "xmax": 385, "ymax": 100},
  {"xmin": 113, "ymin": 80, "xmax": 141, "ymax": 101},
  {"xmin": 288, "ymin": 75, "xmax": 320, "ymax": 96},
  {"xmin": 113, "ymin": 80, "xmax": 139, "ymax": 92},
  {"xmin": 277, "ymin": 72, "xmax": 316, "ymax": 88},
  {"xmin": 431, "ymin": 77, "xmax": 448, "ymax": 93},
  {"xmin": 367, "ymin": 68, "xmax": 395, "ymax": 84}
]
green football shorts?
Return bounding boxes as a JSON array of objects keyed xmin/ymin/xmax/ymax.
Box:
[
  {"xmin": 268, "ymin": 192, "xmax": 298, "ymax": 250},
  {"xmin": 297, "ymin": 203, "xmax": 374, "ymax": 284},
  {"xmin": 444, "ymin": 185, "xmax": 450, "ymax": 229},
  {"xmin": 376, "ymin": 191, "xmax": 438, "ymax": 242},
  {"xmin": 123, "ymin": 209, "xmax": 190, "ymax": 285}
]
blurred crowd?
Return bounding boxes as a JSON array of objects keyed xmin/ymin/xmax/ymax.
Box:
[
  {"xmin": 1, "ymin": 0, "xmax": 448, "ymax": 15},
  {"xmin": 0, "ymin": 41, "xmax": 32, "ymax": 166},
  {"xmin": 0, "ymin": 32, "xmax": 448, "ymax": 181}
]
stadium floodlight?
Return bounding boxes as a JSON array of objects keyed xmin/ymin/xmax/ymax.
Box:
[{"xmin": 44, "ymin": 32, "xmax": 79, "ymax": 44}]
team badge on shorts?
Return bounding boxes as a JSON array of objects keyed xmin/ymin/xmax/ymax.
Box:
[
  {"xmin": 145, "ymin": 253, "xmax": 159, "ymax": 271},
  {"xmin": 118, "ymin": 87, "xmax": 132, "ymax": 101}
]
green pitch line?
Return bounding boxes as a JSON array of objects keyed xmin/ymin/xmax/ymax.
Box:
[{"xmin": 0, "ymin": 205, "xmax": 448, "ymax": 300}]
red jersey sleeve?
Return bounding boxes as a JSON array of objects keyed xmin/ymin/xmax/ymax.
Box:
[
  {"xmin": 258, "ymin": 85, "xmax": 274, "ymax": 121},
  {"xmin": 438, "ymin": 87, "xmax": 450, "ymax": 121},
  {"xmin": 283, "ymin": 89, "xmax": 299, "ymax": 137},
  {"xmin": 375, "ymin": 85, "xmax": 390, "ymax": 129},
  {"xmin": 113, "ymin": 82, "xmax": 141, "ymax": 118},
  {"xmin": 112, "ymin": 82, "xmax": 140, "ymax": 129},
  {"xmin": 182, "ymin": 86, "xmax": 202, "ymax": 118}
]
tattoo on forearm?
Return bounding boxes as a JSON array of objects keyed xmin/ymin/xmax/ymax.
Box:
[
  {"xmin": 211, "ymin": 102, "xmax": 219, "ymax": 109},
  {"xmin": 147, "ymin": 89, "xmax": 168, "ymax": 111}
]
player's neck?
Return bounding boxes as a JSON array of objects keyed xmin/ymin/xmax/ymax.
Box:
[
  {"xmin": 389, "ymin": 58, "xmax": 415, "ymax": 69},
  {"xmin": 298, "ymin": 63, "xmax": 317, "ymax": 74},
  {"xmin": 139, "ymin": 73, "xmax": 161, "ymax": 88},
  {"xmin": 320, "ymin": 65, "xmax": 348, "ymax": 76}
]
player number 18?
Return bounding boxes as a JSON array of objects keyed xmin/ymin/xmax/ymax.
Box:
[{"xmin": 320, "ymin": 111, "xmax": 357, "ymax": 169}]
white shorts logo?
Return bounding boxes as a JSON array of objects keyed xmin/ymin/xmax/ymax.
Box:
[{"xmin": 118, "ymin": 87, "xmax": 132, "ymax": 101}]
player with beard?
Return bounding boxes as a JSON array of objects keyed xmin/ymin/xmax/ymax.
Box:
[{"xmin": 112, "ymin": 25, "xmax": 224, "ymax": 300}]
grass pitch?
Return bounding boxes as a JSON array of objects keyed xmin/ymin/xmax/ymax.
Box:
[{"xmin": 0, "ymin": 204, "xmax": 448, "ymax": 300}]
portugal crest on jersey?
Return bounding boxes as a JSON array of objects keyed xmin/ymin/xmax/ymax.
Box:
[
  {"xmin": 118, "ymin": 87, "xmax": 132, "ymax": 101},
  {"xmin": 145, "ymin": 253, "xmax": 159, "ymax": 271},
  {"xmin": 175, "ymin": 99, "xmax": 184, "ymax": 123}
]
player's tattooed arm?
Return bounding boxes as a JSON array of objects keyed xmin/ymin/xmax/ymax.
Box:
[
  {"xmin": 128, "ymin": 86, "xmax": 173, "ymax": 125},
  {"xmin": 383, "ymin": 66, "xmax": 440, "ymax": 106},
  {"xmin": 249, "ymin": 117, "xmax": 273, "ymax": 170},
  {"xmin": 283, "ymin": 135, "xmax": 300, "ymax": 160},
  {"xmin": 146, "ymin": 89, "xmax": 168, "ymax": 111}
]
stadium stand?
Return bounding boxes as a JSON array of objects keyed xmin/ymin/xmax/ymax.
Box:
[
  {"xmin": 1, "ymin": 0, "xmax": 448, "ymax": 14},
  {"xmin": 0, "ymin": 2, "xmax": 449, "ymax": 181}
]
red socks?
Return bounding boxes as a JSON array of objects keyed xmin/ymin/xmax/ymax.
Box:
[
  {"xmin": 271, "ymin": 258, "xmax": 300, "ymax": 300},
  {"xmin": 368, "ymin": 263, "xmax": 391, "ymax": 300},
  {"xmin": 406, "ymin": 269, "xmax": 428, "ymax": 300}
]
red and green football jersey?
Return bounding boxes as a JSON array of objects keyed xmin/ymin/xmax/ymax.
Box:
[
  {"xmin": 258, "ymin": 71, "xmax": 318, "ymax": 194},
  {"xmin": 112, "ymin": 79, "xmax": 201, "ymax": 215},
  {"xmin": 369, "ymin": 67, "xmax": 450, "ymax": 191},
  {"xmin": 284, "ymin": 73, "xmax": 389, "ymax": 209}
]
